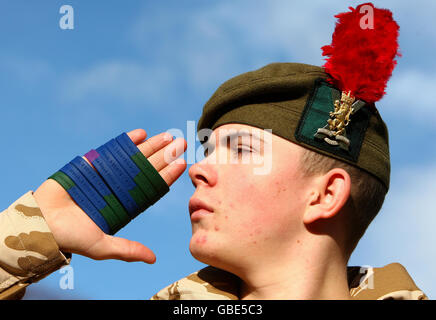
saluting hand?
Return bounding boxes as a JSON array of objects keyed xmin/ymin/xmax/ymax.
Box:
[{"xmin": 33, "ymin": 129, "xmax": 187, "ymax": 264}]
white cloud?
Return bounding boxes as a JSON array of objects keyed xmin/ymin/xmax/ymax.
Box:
[
  {"xmin": 129, "ymin": 1, "xmax": 335, "ymax": 92},
  {"xmin": 61, "ymin": 60, "xmax": 174, "ymax": 106},
  {"xmin": 0, "ymin": 54, "xmax": 54, "ymax": 84},
  {"xmin": 128, "ymin": 0, "xmax": 436, "ymax": 99},
  {"xmin": 384, "ymin": 164, "xmax": 436, "ymax": 242},
  {"xmin": 59, "ymin": 0, "xmax": 435, "ymax": 117},
  {"xmin": 383, "ymin": 69, "xmax": 436, "ymax": 122}
]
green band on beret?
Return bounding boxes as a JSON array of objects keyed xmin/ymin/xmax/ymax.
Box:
[{"xmin": 295, "ymin": 79, "xmax": 371, "ymax": 163}]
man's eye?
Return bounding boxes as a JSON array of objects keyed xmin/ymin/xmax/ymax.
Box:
[{"xmin": 236, "ymin": 146, "xmax": 251, "ymax": 154}]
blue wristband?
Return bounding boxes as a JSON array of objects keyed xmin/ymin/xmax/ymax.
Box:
[
  {"xmin": 70, "ymin": 155, "xmax": 131, "ymax": 226},
  {"xmin": 85, "ymin": 148, "xmax": 140, "ymax": 216},
  {"xmin": 105, "ymin": 139, "xmax": 160, "ymax": 204},
  {"xmin": 60, "ymin": 162, "xmax": 121, "ymax": 232}
]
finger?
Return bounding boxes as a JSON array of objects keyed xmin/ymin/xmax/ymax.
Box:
[
  {"xmin": 89, "ymin": 235, "xmax": 156, "ymax": 264},
  {"xmin": 137, "ymin": 132, "xmax": 173, "ymax": 158},
  {"xmin": 126, "ymin": 129, "xmax": 148, "ymax": 145},
  {"xmin": 159, "ymin": 158, "xmax": 187, "ymax": 187},
  {"xmin": 148, "ymin": 138, "xmax": 187, "ymax": 172},
  {"xmin": 82, "ymin": 130, "xmax": 167, "ymax": 171}
]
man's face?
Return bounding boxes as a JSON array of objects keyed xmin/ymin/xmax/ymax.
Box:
[{"xmin": 188, "ymin": 123, "xmax": 312, "ymax": 273}]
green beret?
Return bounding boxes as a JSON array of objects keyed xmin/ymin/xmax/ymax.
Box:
[{"xmin": 197, "ymin": 62, "xmax": 390, "ymax": 190}]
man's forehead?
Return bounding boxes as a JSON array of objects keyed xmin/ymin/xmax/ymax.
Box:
[
  {"xmin": 211, "ymin": 124, "xmax": 301, "ymax": 150},
  {"xmin": 211, "ymin": 124, "xmax": 270, "ymax": 143}
]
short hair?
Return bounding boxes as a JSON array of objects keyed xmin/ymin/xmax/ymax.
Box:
[{"xmin": 298, "ymin": 147, "xmax": 388, "ymax": 256}]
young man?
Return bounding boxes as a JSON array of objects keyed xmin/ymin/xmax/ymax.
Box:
[
  {"xmin": 0, "ymin": 62, "xmax": 427, "ymax": 300},
  {"xmin": 0, "ymin": 4, "xmax": 428, "ymax": 300},
  {"xmin": 151, "ymin": 61, "xmax": 427, "ymax": 300}
]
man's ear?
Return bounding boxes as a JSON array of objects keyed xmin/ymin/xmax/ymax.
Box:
[{"xmin": 303, "ymin": 168, "xmax": 351, "ymax": 225}]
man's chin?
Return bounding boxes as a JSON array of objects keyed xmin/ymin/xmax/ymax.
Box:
[
  {"xmin": 189, "ymin": 235, "xmax": 238, "ymax": 274},
  {"xmin": 189, "ymin": 233, "xmax": 220, "ymax": 266}
]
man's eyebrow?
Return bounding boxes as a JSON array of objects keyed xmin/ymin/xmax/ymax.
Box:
[{"xmin": 218, "ymin": 131, "xmax": 266, "ymax": 145}]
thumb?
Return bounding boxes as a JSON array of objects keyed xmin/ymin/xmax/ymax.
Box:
[{"xmin": 87, "ymin": 235, "xmax": 156, "ymax": 264}]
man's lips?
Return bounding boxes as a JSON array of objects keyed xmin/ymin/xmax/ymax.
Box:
[{"xmin": 189, "ymin": 198, "xmax": 214, "ymax": 220}]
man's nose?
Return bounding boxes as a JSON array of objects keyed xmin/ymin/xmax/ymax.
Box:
[{"xmin": 188, "ymin": 160, "xmax": 217, "ymax": 188}]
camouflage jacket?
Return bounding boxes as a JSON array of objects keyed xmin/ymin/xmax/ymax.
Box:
[
  {"xmin": 151, "ymin": 264, "xmax": 429, "ymax": 300},
  {"xmin": 0, "ymin": 191, "xmax": 429, "ymax": 300},
  {"xmin": 0, "ymin": 191, "xmax": 71, "ymax": 299}
]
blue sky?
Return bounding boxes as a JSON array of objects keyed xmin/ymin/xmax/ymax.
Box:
[{"xmin": 0, "ymin": 0, "xmax": 434, "ymax": 299}]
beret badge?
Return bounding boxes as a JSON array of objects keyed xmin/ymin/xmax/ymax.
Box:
[{"xmin": 314, "ymin": 91, "xmax": 366, "ymax": 151}]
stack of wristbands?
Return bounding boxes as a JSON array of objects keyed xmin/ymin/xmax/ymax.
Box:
[{"xmin": 48, "ymin": 132, "xmax": 170, "ymax": 235}]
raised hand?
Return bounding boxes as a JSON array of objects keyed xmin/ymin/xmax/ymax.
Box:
[{"xmin": 33, "ymin": 129, "xmax": 187, "ymax": 264}]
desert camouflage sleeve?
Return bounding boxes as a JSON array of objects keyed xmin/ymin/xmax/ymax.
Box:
[{"xmin": 0, "ymin": 191, "xmax": 71, "ymax": 300}]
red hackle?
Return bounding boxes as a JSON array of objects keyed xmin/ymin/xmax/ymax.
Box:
[{"xmin": 321, "ymin": 2, "xmax": 400, "ymax": 103}]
